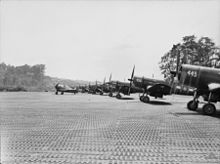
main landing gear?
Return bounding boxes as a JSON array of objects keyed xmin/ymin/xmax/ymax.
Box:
[
  {"xmin": 108, "ymin": 92, "xmax": 113, "ymax": 97},
  {"xmin": 202, "ymin": 92, "xmax": 216, "ymax": 115},
  {"xmin": 187, "ymin": 100, "xmax": 198, "ymax": 111},
  {"xmin": 139, "ymin": 93, "xmax": 150, "ymax": 103},
  {"xmin": 187, "ymin": 91, "xmax": 199, "ymax": 111},
  {"xmin": 187, "ymin": 91, "xmax": 216, "ymax": 115},
  {"xmin": 202, "ymin": 103, "xmax": 216, "ymax": 116},
  {"xmin": 55, "ymin": 91, "xmax": 64, "ymax": 95}
]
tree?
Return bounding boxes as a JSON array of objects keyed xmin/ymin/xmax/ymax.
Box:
[
  {"xmin": 159, "ymin": 35, "xmax": 220, "ymax": 83},
  {"xmin": 0, "ymin": 63, "xmax": 46, "ymax": 90},
  {"xmin": 0, "ymin": 63, "xmax": 7, "ymax": 86}
]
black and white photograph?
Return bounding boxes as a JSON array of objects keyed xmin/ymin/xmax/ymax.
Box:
[{"xmin": 1, "ymin": 0, "xmax": 220, "ymax": 163}]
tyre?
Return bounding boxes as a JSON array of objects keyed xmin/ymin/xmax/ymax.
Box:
[
  {"xmin": 116, "ymin": 94, "xmax": 121, "ymax": 99},
  {"xmin": 139, "ymin": 96, "xmax": 144, "ymax": 102},
  {"xmin": 202, "ymin": 103, "xmax": 216, "ymax": 115},
  {"xmin": 143, "ymin": 96, "xmax": 150, "ymax": 103},
  {"xmin": 187, "ymin": 100, "xmax": 198, "ymax": 111}
]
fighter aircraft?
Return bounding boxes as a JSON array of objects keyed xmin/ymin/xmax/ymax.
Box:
[
  {"xmin": 99, "ymin": 73, "xmax": 142, "ymax": 99},
  {"xmin": 77, "ymin": 85, "xmax": 89, "ymax": 93},
  {"xmin": 128, "ymin": 66, "xmax": 172, "ymax": 103},
  {"xmin": 171, "ymin": 64, "xmax": 220, "ymax": 115},
  {"xmin": 94, "ymin": 74, "xmax": 115, "ymax": 96},
  {"xmin": 84, "ymin": 81, "xmax": 103, "ymax": 95},
  {"xmin": 98, "ymin": 77, "xmax": 113, "ymax": 95},
  {"xmin": 55, "ymin": 83, "xmax": 78, "ymax": 95},
  {"xmin": 106, "ymin": 80, "xmax": 143, "ymax": 99}
]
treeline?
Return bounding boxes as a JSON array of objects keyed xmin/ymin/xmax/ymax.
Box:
[
  {"xmin": 0, "ymin": 63, "xmax": 90, "ymax": 92},
  {"xmin": 0, "ymin": 63, "xmax": 45, "ymax": 91},
  {"xmin": 160, "ymin": 35, "xmax": 220, "ymax": 82}
]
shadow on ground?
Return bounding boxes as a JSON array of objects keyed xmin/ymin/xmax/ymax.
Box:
[
  {"xmin": 173, "ymin": 107, "xmax": 220, "ymax": 118},
  {"xmin": 148, "ymin": 101, "xmax": 172, "ymax": 105},
  {"xmin": 117, "ymin": 97, "xmax": 135, "ymax": 100}
]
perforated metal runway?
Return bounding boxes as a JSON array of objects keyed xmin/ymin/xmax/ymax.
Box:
[{"xmin": 1, "ymin": 93, "xmax": 220, "ymax": 164}]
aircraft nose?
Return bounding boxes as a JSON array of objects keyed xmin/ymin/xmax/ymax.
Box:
[{"xmin": 132, "ymin": 77, "xmax": 140, "ymax": 86}]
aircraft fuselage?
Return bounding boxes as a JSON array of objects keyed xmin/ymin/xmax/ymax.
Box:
[{"xmin": 179, "ymin": 64, "xmax": 220, "ymax": 91}]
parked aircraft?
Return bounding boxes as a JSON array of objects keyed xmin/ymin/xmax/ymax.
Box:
[
  {"xmin": 107, "ymin": 80, "xmax": 143, "ymax": 99},
  {"xmin": 85, "ymin": 81, "xmax": 104, "ymax": 95},
  {"xmin": 172, "ymin": 64, "xmax": 220, "ymax": 115},
  {"xmin": 96, "ymin": 78, "xmax": 113, "ymax": 95},
  {"xmin": 97, "ymin": 74, "xmax": 115, "ymax": 96},
  {"xmin": 100, "ymin": 73, "xmax": 142, "ymax": 99},
  {"xmin": 77, "ymin": 85, "xmax": 89, "ymax": 93},
  {"xmin": 55, "ymin": 83, "xmax": 78, "ymax": 95},
  {"xmin": 99, "ymin": 82, "xmax": 112, "ymax": 96},
  {"xmin": 128, "ymin": 66, "xmax": 172, "ymax": 103}
]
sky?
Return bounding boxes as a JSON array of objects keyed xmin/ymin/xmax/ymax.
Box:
[{"xmin": 1, "ymin": 0, "xmax": 220, "ymax": 82}]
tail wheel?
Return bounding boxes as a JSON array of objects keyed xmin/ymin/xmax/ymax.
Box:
[
  {"xmin": 187, "ymin": 100, "xmax": 198, "ymax": 111},
  {"xmin": 202, "ymin": 103, "xmax": 216, "ymax": 115}
]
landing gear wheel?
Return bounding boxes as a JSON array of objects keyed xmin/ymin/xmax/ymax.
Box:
[
  {"xmin": 109, "ymin": 92, "xmax": 113, "ymax": 97},
  {"xmin": 202, "ymin": 103, "xmax": 216, "ymax": 115},
  {"xmin": 142, "ymin": 96, "xmax": 150, "ymax": 103},
  {"xmin": 100, "ymin": 92, "xmax": 103, "ymax": 95},
  {"xmin": 139, "ymin": 96, "xmax": 144, "ymax": 102},
  {"xmin": 116, "ymin": 94, "xmax": 122, "ymax": 99},
  {"xmin": 61, "ymin": 92, "xmax": 64, "ymax": 95},
  {"xmin": 55, "ymin": 91, "xmax": 58, "ymax": 95},
  {"xmin": 187, "ymin": 100, "xmax": 198, "ymax": 111}
]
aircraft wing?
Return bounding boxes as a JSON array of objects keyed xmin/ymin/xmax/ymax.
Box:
[
  {"xmin": 208, "ymin": 83, "xmax": 220, "ymax": 92},
  {"xmin": 66, "ymin": 85, "xmax": 74, "ymax": 90},
  {"xmin": 147, "ymin": 83, "xmax": 171, "ymax": 95}
]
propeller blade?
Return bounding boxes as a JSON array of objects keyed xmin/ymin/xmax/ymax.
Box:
[
  {"xmin": 131, "ymin": 65, "xmax": 135, "ymax": 79},
  {"xmin": 176, "ymin": 48, "xmax": 180, "ymax": 76},
  {"xmin": 109, "ymin": 73, "xmax": 112, "ymax": 82},
  {"xmin": 169, "ymin": 44, "xmax": 182, "ymax": 94},
  {"xmin": 128, "ymin": 65, "xmax": 135, "ymax": 81},
  {"xmin": 128, "ymin": 65, "xmax": 135, "ymax": 95},
  {"xmin": 103, "ymin": 77, "xmax": 106, "ymax": 84}
]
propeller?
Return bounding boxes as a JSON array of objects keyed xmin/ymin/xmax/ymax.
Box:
[
  {"xmin": 128, "ymin": 65, "xmax": 135, "ymax": 95},
  {"xmin": 170, "ymin": 44, "xmax": 182, "ymax": 94},
  {"xmin": 102, "ymin": 77, "xmax": 106, "ymax": 91},
  {"xmin": 109, "ymin": 73, "xmax": 112, "ymax": 82},
  {"xmin": 103, "ymin": 77, "xmax": 106, "ymax": 84},
  {"xmin": 108, "ymin": 73, "xmax": 112, "ymax": 92}
]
